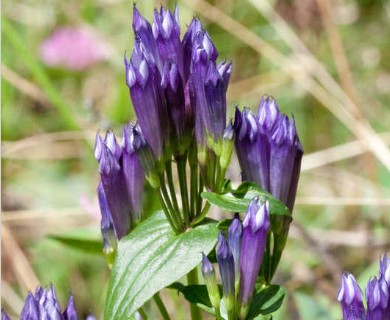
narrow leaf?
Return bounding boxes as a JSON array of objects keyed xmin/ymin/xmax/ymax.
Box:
[
  {"xmin": 104, "ymin": 211, "xmax": 218, "ymax": 319},
  {"xmin": 49, "ymin": 235, "xmax": 102, "ymax": 255}
]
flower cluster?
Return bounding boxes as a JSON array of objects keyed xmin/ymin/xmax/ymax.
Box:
[
  {"xmin": 234, "ymin": 95, "xmax": 303, "ymax": 212},
  {"xmin": 338, "ymin": 254, "xmax": 390, "ymax": 319},
  {"xmin": 234, "ymin": 96, "xmax": 303, "ymax": 282},
  {"xmin": 101, "ymin": 4, "xmax": 235, "ymax": 235},
  {"xmin": 202, "ymin": 197, "xmax": 270, "ymax": 319},
  {"xmin": 94, "ymin": 125, "xmax": 145, "ymax": 261},
  {"xmin": 1, "ymin": 284, "xmax": 95, "ymax": 320}
]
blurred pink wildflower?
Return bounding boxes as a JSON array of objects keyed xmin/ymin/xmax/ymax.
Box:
[{"xmin": 40, "ymin": 26, "xmax": 108, "ymax": 70}]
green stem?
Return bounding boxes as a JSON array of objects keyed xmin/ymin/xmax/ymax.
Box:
[
  {"xmin": 190, "ymin": 163, "xmax": 198, "ymax": 220},
  {"xmin": 197, "ymin": 175, "xmax": 204, "ymax": 217},
  {"xmin": 158, "ymin": 191, "xmax": 181, "ymax": 234},
  {"xmin": 160, "ymin": 174, "xmax": 184, "ymax": 232},
  {"xmin": 165, "ymin": 161, "xmax": 180, "ymax": 216},
  {"xmin": 153, "ymin": 293, "xmax": 171, "ymax": 320},
  {"xmin": 137, "ymin": 308, "xmax": 148, "ymax": 320},
  {"xmin": 187, "ymin": 268, "xmax": 203, "ymax": 320},
  {"xmin": 177, "ymin": 154, "xmax": 190, "ymax": 226}
]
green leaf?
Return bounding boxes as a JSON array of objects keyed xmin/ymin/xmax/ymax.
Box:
[
  {"xmin": 247, "ymin": 285, "xmax": 285, "ymax": 319},
  {"xmin": 48, "ymin": 235, "xmax": 102, "ymax": 255},
  {"xmin": 104, "ymin": 211, "xmax": 218, "ymax": 319},
  {"xmin": 201, "ymin": 181, "xmax": 290, "ymax": 216},
  {"xmin": 168, "ymin": 283, "xmax": 217, "ymax": 315}
]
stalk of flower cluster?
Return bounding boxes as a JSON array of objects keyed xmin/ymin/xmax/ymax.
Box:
[{"xmin": 238, "ymin": 198, "xmax": 270, "ymax": 320}]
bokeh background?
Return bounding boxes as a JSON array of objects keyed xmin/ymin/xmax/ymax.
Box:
[{"xmin": 2, "ymin": 0, "xmax": 390, "ymax": 318}]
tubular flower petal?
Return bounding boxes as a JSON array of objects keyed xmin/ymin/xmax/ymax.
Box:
[
  {"xmin": 366, "ymin": 276, "xmax": 389, "ymax": 320},
  {"xmin": 238, "ymin": 197, "xmax": 270, "ymax": 319},
  {"xmin": 216, "ymin": 232, "xmax": 235, "ymax": 314},
  {"xmin": 122, "ymin": 124, "xmax": 145, "ymax": 223},
  {"xmin": 63, "ymin": 294, "xmax": 78, "ymax": 320},
  {"xmin": 338, "ymin": 273, "xmax": 366, "ymax": 320}
]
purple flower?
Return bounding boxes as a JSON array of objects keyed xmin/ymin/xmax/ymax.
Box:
[
  {"xmin": 366, "ymin": 276, "xmax": 389, "ymax": 320},
  {"xmin": 1, "ymin": 309, "xmax": 10, "ymax": 320},
  {"xmin": 95, "ymin": 129, "xmax": 145, "ymax": 239},
  {"xmin": 228, "ymin": 213, "xmax": 242, "ymax": 284},
  {"xmin": 238, "ymin": 197, "xmax": 270, "ymax": 319},
  {"xmin": 97, "ymin": 182, "xmax": 117, "ymax": 256},
  {"xmin": 20, "ymin": 292, "xmax": 39, "ymax": 320},
  {"xmin": 63, "ymin": 294, "xmax": 78, "ymax": 320},
  {"xmin": 95, "ymin": 134, "xmax": 131, "ymax": 239},
  {"xmin": 125, "ymin": 44, "xmax": 168, "ymax": 160},
  {"xmin": 152, "ymin": 6, "xmax": 183, "ymax": 77},
  {"xmin": 216, "ymin": 232, "xmax": 235, "ymax": 314},
  {"xmin": 132, "ymin": 5, "xmax": 161, "ymax": 70},
  {"xmin": 337, "ymin": 273, "xmax": 366, "ymax": 320},
  {"xmin": 21, "ymin": 285, "xmax": 63, "ymax": 320},
  {"xmin": 234, "ymin": 96, "xmax": 303, "ymax": 212},
  {"xmin": 379, "ymin": 253, "xmax": 390, "ymax": 288},
  {"xmin": 189, "ymin": 35, "xmax": 230, "ymax": 149},
  {"xmin": 122, "ymin": 124, "xmax": 145, "ymax": 223},
  {"xmin": 161, "ymin": 60, "xmax": 189, "ymax": 154}
]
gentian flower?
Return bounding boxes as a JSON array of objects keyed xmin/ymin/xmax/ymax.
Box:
[
  {"xmin": 122, "ymin": 124, "xmax": 145, "ymax": 223},
  {"xmin": 228, "ymin": 213, "xmax": 242, "ymax": 289},
  {"xmin": 337, "ymin": 273, "xmax": 366, "ymax": 320},
  {"xmin": 95, "ymin": 129, "xmax": 145, "ymax": 239},
  {"xmin": 216, "ymin": 232, "xmax": 235, "ymax": 316},
  {"xmin": 63, "ymin": 294, "xmax": 78, "ymax": 320},
  {"xmin": 1, "ymin": 309, "xmax": 10, "ymax": 320},
  {"xmin": 238, "ymin": 197, "xmax": 270, "ymax": 319},
  {"xmin": 3, "ymin": 285, "xmax": 95, "ymax": 320},
  {"xmin": 366, "ymin": 276, "xmax": 389, "ymax": 320},
  {"xmin": 201, "ymin": 253, "xmax": 221, "ymax": 313},
  {"xmin": 125, "ymin": 43, "xmax": 169, "ymax": 161},
  {"xmin": 234, "ymin": 96, "xmax": 303, "ymax": 212},
  {"xmin": 97, "ymin": 182, "xmax": 117, "ymax": 263}
]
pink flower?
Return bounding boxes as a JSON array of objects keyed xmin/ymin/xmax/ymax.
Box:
[{"xmin": 40, "ymin": 27, "xmax": 108, "ymax": 70}]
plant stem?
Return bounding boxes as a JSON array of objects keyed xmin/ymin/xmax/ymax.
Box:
[
  {"xmin": 177, "ymin": 154, "xmax": 190, "ymax": 226},
  {"xmin": 187, "ymin": 268, "xmax": 203, "ymax": 320},
  {"xmin": 160, "ymin": 174, "xmax": 184, "ymax": 232},
  {"xmin": 158, "ymin": 191, "xmax": 181, "ymax": 234},
  {"xmin": 153, "ymin": 293, "xmax": 171, "ymax": 320},
  {"xmin": 190, "ymin": 163, "xmax": 197, "ymax": 220},
  {"xmin": 137, "ymin": 308, "xmax": 148, "ymax": 320},
  {"xmin": 165, "ymin": 160, "xmax": 180, "ymax": 215}
]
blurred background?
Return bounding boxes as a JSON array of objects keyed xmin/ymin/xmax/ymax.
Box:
[{"xmin": 2, "ymin": 0, "xmax": 390, "ymax": 318}]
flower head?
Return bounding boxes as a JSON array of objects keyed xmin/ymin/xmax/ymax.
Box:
[
  {"xmin": 234, "ymin": 96, "xmax": 303, "ymax": 212},
  {"xmin": 337, "ymin": 273, "xmax": 366, "ymax": 320},
  {"xmin": 366, "ymin": 276, "xmax": 389, "ymax": 320}
]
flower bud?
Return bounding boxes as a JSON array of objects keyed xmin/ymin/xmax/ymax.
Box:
[
  {"xmin": 63, "ymin": 294, "xmax": 78, "ymax": 320},
  {"xmin": 337, "ymin": 273, "xmax": 365, "ymax": 320},
  {"xmin": 216, "ymin": 232, "xmax": 235, "ymax": 315},
  {"xmin": 1, "ymin": 309, "xmax": 10, "ymax": 320},
  {"xmin": 132, "ymin": 125, "xmax": 160, "ymax": 189},
  {"xmin": 238, "ymin": 197, "xmax": 270, "ymax": 319},
  {"xmin": 228, "ymin": 213, "xmax": 242, "ymax": 292},
  {"xmin": 366, "ymin": 276, "xmax": 389, "ymax": 320},
  {"xmin": 122, "ymin": 124, "xmax": 145, "ymax": 224},
  {"xmin": 201, "ymin": 253, "xmax": 221, "ymax": 312}
]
